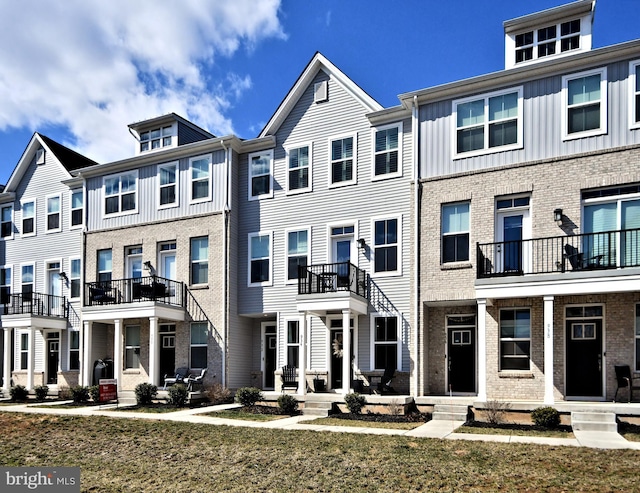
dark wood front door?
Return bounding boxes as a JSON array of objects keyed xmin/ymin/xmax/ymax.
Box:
[{"xmin": 566, "ymin": 319, "xmax": 603, "ymax": 397}]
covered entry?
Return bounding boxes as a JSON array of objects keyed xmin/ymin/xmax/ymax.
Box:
[{"xmin": 565, "ymin": 305, "xmax": 604, "ymax": 399}]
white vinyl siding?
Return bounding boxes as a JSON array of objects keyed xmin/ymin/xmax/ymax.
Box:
[{"xmin": 562, "ymin": 67, "xmax": 607, "ymax": 140}]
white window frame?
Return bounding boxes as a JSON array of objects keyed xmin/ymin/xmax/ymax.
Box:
[
  {"xmin": 512, "ymin": 18, "xmax": 583, "ymax": 66},
  {"xmin": 68, "ymin": 329, "xmax": 80, "ymax": 371},
  {"xmin": 139, "ymin": 124, "xmax": 176, "ymax": 153},
  {"xmin": 103, "ymin": 170, "xmax": 138, "ymax": 217},
  {"xmin": 248, "ymin": 231, "xmax": 272, "ymax": 287},
  {"xmin": 248, "ymin": 150, "xmax": 274, "ymax": 200},
  {"xmin": 125, "ymin": 325, "xmax": 141, "ymax": 370},
  {"xmin": 285, "ymin": 227, "xmax": 310, "ymax": 284},
  {"xmin": 69, "ymin": 189, "xmax": 83, "ymax": 229},
  {"xmin": 21, "ymin": 198, "xmax": 36, "ymax": 237},
  {"xmin": 97, "ymin": 249, "xmax": 112, "ymax": 283},
  {"xmin": 562, "ymin": 67, "xmax": 607, "ymax": 141},
  {"xmin": 328, "ymin": 133, "xmax": 357, "ymax": 188},
  {"xmin": 190, "ymin": 236, "xmax": 209, "ymax": 286},
  {"xmin": 286, "ymin": 319, "xmax": 300, "ymax": 368},
  {"xmin": 441, "ymin": 202, "xmax": 470, "ymax": 264},
  {"xmin": 370, "ymin": 313, "xmax": 401, "ymax": 371},
  {"xmin": 371, "ymin": 215, "xmax": 401, "ymax": 277},
  {"xmin": 35, "ymin": 148, "xmax": 45, "ymax": 165},
  {"xmin": 371, "ymin": 122, "xmax": 403, "ymax": 180},
  {"xmin": 189, "ymin": 154, "xmax": 212, "ymax": 204},
  {"xmin": 21, "ymin": 262, "xmax": 34, "ymax": 295},
  {"xmin": 630, "ymin": 60, "xmax": 640, "ymax": 130},
  {"xmin": 499, "ymin": 308, "xmax": 531, "ymax": 371},
  {"xmin": 69, "ymin": 257, "xmax": 81, "ymax": 300},
  {"xmin": 452, "ymin": 87, "xmax": 523, "ymax": 159},
  {"xmin": 1, "ymin": 204, "xmax": 13, "ymax": 239},
  {"xmin": 19, "ymin": 331, "xmax": 29, "ymax": 370},
  {"xmin": 157, "ymin": 161, "xmax": 179, "ymax": 209},
  {"xmin": 0, "ymin": 265, "xmax": 12, "ymax": 305},
  {"xmin": 190, "ymin": 322, "xmax": 208, "ymax": 370},
  {"xmin": 285, "ymin": 143, "xmax": 312, "ymax": 194},
  {"xmin": 45, "ymin": 194, "xmax": 61, "ymax": 233}
]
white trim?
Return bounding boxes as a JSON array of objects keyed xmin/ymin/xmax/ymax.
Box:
[
  {"xmin": 44, "ymin": 258, "xmax": 63, "ymax": 298},
  {"xmin": 498, "ymin": 307, "xmax": 532, "ymax": 372},
  {"xmin": 1, "ymin": 204, "xmax": 14, "ymax": 240},
  {"xmin": 284, "ymin": 318, "xmax": 301, "ymax": 368},
  {"xmin": 157, "ymin": 161, "xmax": 179, "ymax": 210},
  {"xmin": 370, "ymin": 214, "xmax": 402, "ymax": 277},
  {"xmin": 20, "ymin": 197, "xmax": 36, "ymax": 237},
  {"xmin": 326, "ymin": 220, "xmax": 359, "ymax": 266},
  {"xmin": 69, "ymin": 256, "xmax": 82, "ymax": 300},
  {"xmin": 69, "ymin": 189, "xmax": 83, "ymax": 230},
  {"xmin": 561, "ymin": 66, "xmax": 608, "ymax": 141},
  {"xmin": 248, "ymin": 231, "xmax": 273, "ymax": 287},
  {"xmin": 328, "ymin": 132, "xmax": 357, "ymax": 188},
  {"xmin": 138, "ymin": 123, "xmax": 177, "ymax": 155},
  {"xmin": 630, "ymin": 60, "xmax": 640, "ymax": 131},
  {"xmin": 248, "ymin": 149, "xmax": 274, "ymax": 201},
  {"xmin": 441, "ymin": 201, "xmax": 470, "ymax": 264},
  {"xmin": 0, "ymin": 264, "xmax": 13, "ymax": 307},
  {"xmin": 189, "ymin": 154, "xmax": 212, "ymax": 204},
  {"xmin": 284, "ymin": 142, "xmax": 313, "ymax": 195},
  {"xmin": 45, "ymin": 193, "xmax": 62, "ymax": 233},
  {"xmin": 284, "ymin": 226, "xmax": 311, "ymax": 285},
  {"xmin": 20, "ymin": 262, "xmax": 35, "ymax": 295},
  {"xmin": 371, "ymin": 122, "xmax": 403, "ymax": 181},
  {"xmin": 369, "ymin": 312, "xmax": 401, "ymax": 371},
  {"xmin": 189, "ymin": 236, "xmax": 208, "ymax": 287},
  {"xmin": 103, "ymin": 169, "xmax": 139, "ymax": 217}
]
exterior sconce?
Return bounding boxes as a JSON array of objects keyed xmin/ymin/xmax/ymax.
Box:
[
  {"xmin": 143, "ymin": 261, "xmax": 153, "ymax": 271},
  {"xmin": 554, "ymin": 208, "xmax": 563, "ymax": 226},
  {"xmin": 357, "ymin": 238, "xmax": 366, "ymax": 249},
  {"xmin": 59, "ymin": 272, "xmax": 68, "ymax": 282}
]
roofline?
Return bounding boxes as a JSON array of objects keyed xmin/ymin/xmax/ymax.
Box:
[
  {"xmin": 128, "ymin": 112, "xmax": 216, "ymax": 139},
  {"xmin": 503, "ymin": 0, "xmax": 595, "ymax": 34},
  {"xmin": 367, "ymin": 105, "xmax": 411, "ymax": 126}
]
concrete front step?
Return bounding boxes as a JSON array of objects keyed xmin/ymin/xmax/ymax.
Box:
[
  {"xmin": 432, "ymin": 404, "xmax": 469, "ymax": 422},
  {"xmin": 571, "ymin": 411, "xmax": 618, "ymax": 432},
  {"xmin": 303, "ymin": 400, "xmax": 334, "ymax": 417}
]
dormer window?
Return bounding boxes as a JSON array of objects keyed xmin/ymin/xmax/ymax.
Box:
[
  {"xmin": 140, "ymin": 125, "xmax": 174, "ymax": 153},
  {"xmin": 515, "ymin": 19, "xmax": 580, "ymax": 65}
]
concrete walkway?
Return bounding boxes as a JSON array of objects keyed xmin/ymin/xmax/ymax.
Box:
[{"xmin": 2, "ymin": 401, "xmax": 640, "ymax": 450}]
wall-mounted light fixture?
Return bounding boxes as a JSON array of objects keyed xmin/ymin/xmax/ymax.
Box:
[
  {"xmin": 357, "ymin": 238, "xmax": 366, "ymax": 249},
  {"xmin": 553, "ymin": 208, "xmax": 563, "ymax": 226},
  {"xmin": 59, "ymin": 272, "xmax": 68, "ymax": 282},
  {"xmin": 143, "ymin": 261, "xmax": 153, "ymax": 271}
]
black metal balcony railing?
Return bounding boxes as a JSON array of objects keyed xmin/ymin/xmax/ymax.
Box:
[
  {"xmin": 477, "ymin": 228, "xmax": 640, "ymax": 278},
  {"xmin": 298, "ymin": 262, "xmax": 369, "ymax": 298},
  {"xmin": 3, "ymin": 292, "xmax": 68, "ymax": 318},
  {"xmin": 84, "ymin": 276, "xmax": 185, "ymax": 307}
]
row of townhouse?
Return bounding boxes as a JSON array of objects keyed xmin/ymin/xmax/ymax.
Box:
[{"xmin": 1, "ymin": 0, "xmax": 639, "ymax": 406}]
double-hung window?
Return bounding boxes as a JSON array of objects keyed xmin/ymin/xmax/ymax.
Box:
[
  {"xmin": 125, "ymin": 325, "xmax": 140, "ymax": 369},
  {"xmin": 70, "ymin": 258, "xmax": 81, "ymax": 299},
  {"xmin": 630, "ymin": 61, "xmax": 640, "ymax": 129},
  {"xmin": 190, "ymin": 155, "xmax": 211, "ymax": 203},
  {"xmin": 21, "ymin": 264, "xmax": 34, "ymax": 297},
  {"xmin": 373, "ymin": 217, "xmax": 399, "ymax": 274},
  {"xmin": 21, "ymin": 199, "xmax": 35, "ymax": 236},
  {"xmin": 330, "ymin": 135, "xmax": 356, "ymax": 186},
  {"xmin": 373, "ymin": 316, "xmax": 398, "ymax": 371},
  {"xmin": 20, "ymin": 332, "xmax": 29, "ymax": 370},
  {"xmin": 500, "ymin": 309, "xmax": 531, "ymax": 370},
  {"xmin": 249, "ymin": 232, "xmax": 271, "ymax": 286},
  {"xmin": 190, "ymin": 322, "xmax": 208, "ymax": 369},
  {"xmin": 286, "ymin": 145, "xmax": 311, "ymax": 193},
  {"xmin": 104, "ymin": 171, "xmax": 137, "ymax": 215},
  {"xmin": 454, "ymin": 88, "xmax": 522, "ymax": 157},
  {"xmin": 286, "ymin": 229, "xmax": 309, "ymax": 281},
  {"xmin": 1, "ymin": 205, "xmax": 13, "ymax": 238},
  {"xmin": 158, "ymin": 162, "xmax": 178, "ymax": 208},
  {"xmin": 46, "ymin": 195, "xmax": 61, "ymax": 232},
  {"xmin": 563, "ymin": 68, "xmax": 607, "ymax": 139},
  {"xmin": 373, "ymin": 123, "xmax": 401, "ymax": 179},
  {"xmin": 287, "ymin": 320, "xmax": 300, "ymax": 368},
  {"xmin": 0, "ymin": 267, "xmax": 11, "ymax": 305},
  {"xmin": 70, "ymin": 190, "xmax": 83, "ymax": 228},
  {"xmin": 442, "ymin": 202, "xmax": 470, "ymax": 263},
  {"xmin": 249, "ymin": 150, "xmax": 273, "ymax": 199},
  {"xmin": 190, "ymin": 237, "xmax": 209, "ymax": 285},
  {"xmin": 69, "ymin": 330, "xmax": 80, "ymax": 371},
  {"xmin": 97, "ymin": 249, "xmax": 112, "ymax": 283}
]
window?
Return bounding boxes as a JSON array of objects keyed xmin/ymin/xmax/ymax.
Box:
[
  {"xmin": 125, "ymin": 325, "xmax": 140, "ymax": 369},
  {"xmin": 287, "ymin": 320, "xmax": 300, "ymax": 367},
  {"xmin": 190, "ymin": 322, "xmax": 208, "ymax": 369},
  {"xmin": 563, "ymin": 68, "xmax": 607, "ymax": 139},
  {"xmin": 373, "ymin": 123, "xmax": 401, "ymax": 178},
  {"xmin": 0, "ymin": 267, "xmax": 11, "ymax": 305},
  {"xmin": 190, "ymin": 155, "xmax": 211, "ymax": 203},
  {"xmin": 630, "ymin": 61, "xmax": 640, "ymax": 129},
  {"xmin": 190, "ymin": 237, "xmax": 208, "ymax": 285},
  {"xmin": 140, "ymin": 125, "xmax": 174, "ymax": 153},
  {"xmin": 70, "ymin": 190, "xmax": 83, "ymax": 228},
  {"xmin": 454, "ymin": 88, "xmax": 522, "ymax": 156},
  {"xmin": 636, "ymin": 304, "xmax": 640, "ymax": 372},
  {"xmin": 104, "ymin": 171, "xmax": 137, "ymax": 215},
  {"xmin": 249, "ymin": 150, "xmax": 273, "ymax": 199},
  {"xmin": 514, "ymin": 18, "xmax": 581, "ymax": 65},
  {"xmin": 70, "ymin": 258, "xmax": 81, "ymax": 299},
  {"xmin": 286, "ymin": 145, "xmax": 311, "ymax": 193},
  {"xmin": 500, "ymin": 309, "xmax": 531, "ymax": 370},
  {"xmin": 286, "ymin": 229, "xmax": 309, "ymax": 281},
  {"xmin": 373, "ymin": 218, "xmax": 399, "ymax": 274},
  {"xmin": 158, "ymin": 162, "xmax": 178, "ymax": 208},
  {"xmin": 46, "ymin": 195, "xmax": 61, "ymax": 232},
  {"xmin": 21, "ymin": 199, "xmax": 35, "ymax": 236},
  {"xmin": 442, "ymin": 202, "xmax": 470, "ymax": 263},
  {"xmin": 249, "ymin": 232, "xmax": 271, "ymax": 285},
  {"xmin": 373, "ymin": 316, "xmax": 398, "ymax": 371},
  {"xmin": 1, "ymin": 205, "xmax": 13, "ymax": 238},
  {"xmin": 97, "ymin": 249, "xmax": 112, "ymax": 283},
  {"xmin": 20, "ymin": 332, "xmax": 28, "ymax": 370},
  {"xmin": 69, "ymin": 330, "xmax": 80, "ymax": 371},
  {"xmin": 330, "ymin": 135, "xmax": 356, "ymax": 186},
  {"xmin": 21, "ymin": 264, "xmax": 34, "ymax": 296}
]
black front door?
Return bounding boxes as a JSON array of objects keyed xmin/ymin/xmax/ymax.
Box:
[
  {"xmin": 330, "ymin": 327, "xmax": 353, "ymax": 389},
  {"xmin": 447, "ymin": 327, "xmax": 475, "ymax": 393},
  {"xmin": 159, "ymin": 334, "xmax": 176, "ymax": 383},
  {"xmin": 566, "ymin": 319, "xmax": 603, "ymax": 397},
  {"xmin": 47, "ymin": 340, "xmax": 59, "ymax": 385},
  {"xmin": 264, "ymin": 326, "xmax": 276, "ymax": 389}
]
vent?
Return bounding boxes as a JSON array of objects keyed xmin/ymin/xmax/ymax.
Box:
[
  {"xmin": 314, "ymin": 81, "xmax": 328, "ymax": 103},
  {"xmin": 35, "ymin": 148, "xmax": 45, "ymax": 165}
]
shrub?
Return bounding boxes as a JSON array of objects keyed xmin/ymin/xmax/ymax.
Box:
[
  {"xmin": 484, "ymin": 400, "xmax": 511, "ymax": 425},
  {"xmin": 235, "ymin": 387, "xmax": 263, "ymax": 407},
  {"xmin": 10, "ymin": 385, "xmax": 28, "ymax": 402},
  {"xmin": 344, "ymin": 392, "xmax": 366, "ymax": 414},
  {"xmin": 34, "ymin": 385, "xmax": 49, "ymax": 402},
  {"xmin": 89, "ymin": 385, "xmax": 100, "ymax": 403},
  {"xmin": 203, "ymin": 383, "xmax": 233, "ymax": 405},
  {"xmin": 58, "ymin": 386, "xmax": 72, "ymax": 400},
  {"xmin": 135, "ymin": 383, "xmax": 158, "ymax": 405},
  {"xmin": 167, "ymin": 384, "xmax": 189, "ymax": 407},
  {"xmin": 532, "ymin": 406, "xmax": 561, "ymax": 429},
  {"xmin": 277, "ymin": 393, "xmax": 299, "ymax": 415},
  {"xmin": 70, "ymin": 385, "xmax": 90, "ymax": 404}
]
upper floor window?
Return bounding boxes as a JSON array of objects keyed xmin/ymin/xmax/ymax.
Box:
[
  {"xmin": 249, "ymin": 150, "xmax": 273, "ymax": 200},
  {"xmin": 500, "ymin": 308, "xmax": 531, "ymax": 371},
  {"xmin": 630, "ymin": 61, "xmax": 640, "ymax": 130},
  {"xmin": 286, "ymin": 229, "xmax": 309, "ymax": 281},
  {"xmin": 373, "ymin": 217, "xmax": 399, "ymax": 275},
  {"xmin": 70, "ymin": 258, "xmax": 81, "ymax": 299},
  {"xmin": 453, "ymin": 88, "xmax": 522, "ymax": 157},
  {"xmin": 286, "ymin": 145, "xmax": 311, "ymax": 193},
  {"xmin": 249, "ymin": 232, "xmax": 271, "ymax": 286},
  {"xmin": 1, "ymin": 205, "xmax": 13, "ymax": 238},
  {"xmin": 46, "ymin": 195, "xmax": 61, "ymax": 232},
  {"xmin": 442, "ymin": 202, "xmax": 470, "ymax": 264},
  {"xmin": 562, "ymin": 68, "xmax": 607, "ymax": 140},
  {"xmin": 158, "ymin": 162, "xmax": 178, "ymax": 208},
  {"xmin": 515, "ymin": 19, "xmax": 580, "ymax": 64},
  {"xmin": 97, "ymin": 249, "xmax": 112, "ymax": 283},
  {"xmin": 330, "ymin": 135, "xmax": 356, "ymax": 186},
  {"xmin": 373, "ymin": 123, "xmax": 402, "ymax": 179},
  {"xmin": 21, "ymin": 199, "xmax": 35, "ymax": 236},
  {"xmin": 190, "ymin": 155, "xmax": 211, "ymax": 203},
  {"xmin": 104, "ymin": 171, "xmax": 137, "ymax": 215},
  {"xmin": 21, "ymin": 264, "xmax": 34, "ymax": 296},
  {"xmin": 190, "ymin": 236, "xmax": 209, "ymax": 285},
  {"xmin": 70, "ymin": 190, "xmax": 83, "ymax": 228},
  {"xmin": 140, "ymin": 125, "xmax": 174, "ymax": 153},
  {"xmin": 0, "ymin": 267, "xmax": 11, "ymax": 304}
]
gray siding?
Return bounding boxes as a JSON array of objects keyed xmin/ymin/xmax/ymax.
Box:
[{"xmin": 177, "ymin": 122, "xmax": 212, "ymax": 146}]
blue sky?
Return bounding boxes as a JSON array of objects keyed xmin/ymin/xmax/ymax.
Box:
[{"xmin": 0, "ymin": 0, "xmax": 638, "ymax": 185}]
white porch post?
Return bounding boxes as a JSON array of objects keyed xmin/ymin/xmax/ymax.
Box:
[
  {"xmin": 342, "ymin": 309, "xmax": 351, "ymax": 395},
  {"xmin": 27, "ymin": 327, "xmax": 35, "ymax": 390},
  {"xmin": 3, "ymin": 327, "xmax": 11, "ymax": 390},
  {"xmin": 477, "ymin": 299, "xmax": 487, "ymax": 402},
  {"xmin": 81, "ymin": 321, "xmax": 92, "ymax": 387},
  {"xmin": 298, "ymin": 313, "xmax": 307, "ymax": 395},
  {"xmin": 149, "ymin": 316, "xmax": 159, "ymax": 386},
  {"xmin": 113, "ymin": 319, "xmax": 123, "ymax": 388},
  {"xmin": 544, "ymin": 295, "xmax": 555, "ymax": 405}
]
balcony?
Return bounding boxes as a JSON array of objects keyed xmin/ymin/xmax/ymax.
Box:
[
  {"xmin": 2, "ymin": 292, "xmax": 68, "ymax": 319},
  {"xmin": 477, "ymin": 228, "xmax": 640, "ymax": 279}
]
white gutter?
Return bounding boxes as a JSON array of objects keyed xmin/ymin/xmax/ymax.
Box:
[
  {"xmin": 412, "ymin": 95, "xmax": 422, "ymax": 396},
  {"xmin": 220, "ymin": 138, "xmax": 230, "ymax": 387}
]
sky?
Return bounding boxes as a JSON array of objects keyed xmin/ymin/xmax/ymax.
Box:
[{"xmin": 0, "ymin": 0, "xmax": 638, "ymax": 185}]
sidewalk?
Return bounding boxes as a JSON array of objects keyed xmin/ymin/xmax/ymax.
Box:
[{"xmin": 3, "ymin": 401, "xmax": 640, "ymax": 450}]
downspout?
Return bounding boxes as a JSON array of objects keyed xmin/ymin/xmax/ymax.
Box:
[
  {"xmin": 412, "ymin": 95, "xmax": 422, "ymax": 396},
  {"xmin": 220, "ymin": 138, "xmax": 230, "ymax": 388}
]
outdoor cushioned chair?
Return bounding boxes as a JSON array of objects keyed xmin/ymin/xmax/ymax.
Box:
[
  {"xmin": 186, "ymin": 369, "xmax": 207, "ymax": 391},
  {"xmin": 163, "ymin": 366, "xmax": 190, "ymax": 390},
  {"xmin": 614, "ymin": 365, "xmax": 640, "ymax": 403}
]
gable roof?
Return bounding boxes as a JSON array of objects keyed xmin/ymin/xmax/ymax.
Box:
[{"xmin": 259, "ymin": 52, "xmax": 383, "ymax": 138}]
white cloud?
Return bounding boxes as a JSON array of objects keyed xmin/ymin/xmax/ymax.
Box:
[{"xmin": 0, "ymin": 0, "xmax": 284, "ymax": 162}]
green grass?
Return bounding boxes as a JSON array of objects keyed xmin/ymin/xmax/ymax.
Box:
[
  {"xmin": 205, "ymin": 409, "xmax": 288, "ymax": 421},
  {"xmin": 301, "ymin": 416, "xmax": 423, "ymax": 430},
  {"xmin": 108, "ymin": 404, "xmax": 189, "ymax": 413},
  {"xmin": 456, "ymin": 424, "xmax": 574, "ymax": 438}
]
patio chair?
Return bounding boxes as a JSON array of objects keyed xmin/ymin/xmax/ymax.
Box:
[
  {"xmin": 281, "ymin": 365, "xmax": 298, "ymax": 391},
  {"xmin": 369, "ymin": 367, "xmax": 396, "ymax": 394},
  {"xmin": 163, "ymin": 366, "xmax": 190, "ymax": 390},
  {"xmin": 186, "ymin": 369, "xmax": 207, "ymax": 391},
  {"xmin": 614, "ymin": 365, "xmax": 640, "ymax": 403}
]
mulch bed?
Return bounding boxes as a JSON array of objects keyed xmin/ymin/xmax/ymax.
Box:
[
  {"xmin": 464, "ymin": 420, "xmax": 573, "ymax": 433},
  {"xmin": 328, "ymin": 412, "xmax": 430, "ymax": 423}
]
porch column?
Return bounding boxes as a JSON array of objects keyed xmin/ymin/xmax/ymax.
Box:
[
  {"xmin": 113, "ymin": 319, "xmax": 123, "ymax": 388},
  {"xmin": 27, "ymin": 327, "xmax": 35, "ymax": 390},
  {"xmin": 298, "ymin": 313, "xmax": 307, "ymax": 395},
  {"xmin": 342, "ymin": 309, "xmax": 351, "ymax": 395},
  {"xmin": 3, "ymin": 327, "xmax": 11, "ymax": 390},
  {"xmin": 543, "ymin": 296, "xmax": 555, "ymax": 405},
  {"xmin": 148, "ymin": 317, "xmax": 159, "ymax": 386},
  {"xmin": 81, "ymin": 321, "xmax": 92, "ymax": 387},
  {"xmin": 477, "ymin": 299, "xmax": 487, "ymax": 402}
]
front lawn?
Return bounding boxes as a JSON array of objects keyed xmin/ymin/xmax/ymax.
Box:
[
  {"xmin": 301, "ymin": 416, "xmax": 423, "ymax": 430},
  {"xmin": 457, "ymin": 421, "xmax": 575, "ymax": 438},
  {"xmin": 206, "ymin": 405, "xmax": 292, "ymax": 421}
]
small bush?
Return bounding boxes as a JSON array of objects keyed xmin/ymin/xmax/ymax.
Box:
[
  {"xmin": 71, "ymin": 385, "xmax": 90, "ymax": 404},
  {"xmin": 10, "ymin": 385, "xmax": 28, "ymax": 402},
  {"xmin": 89, "ymin": 385, "xmax": 100, "ymax": 402},
  {"xmin": 235, "ymin": 387, "xmax": 263, "ymax": 407},
  {"xmin": 135, "ymin": 383, "xmax": 158, "ymax": 405},
  {"xmin": 204, "ymin": 383, "xmax": 233, "ymax": 405},
  {"xmin": 277, "ymin": 393, "xmax": 299, "ymax": 415},
  {"xmin": 58, "ymin": 386, "xmax": 72, "ymax": 400},
  {"xmin": 344, "ymin": 392, "xmax": 366, "ymax": 414},
  {"xmin": 167, "ymin": 384, "xmax": 189, "ymax": 407},
  {"xmin": 484, "ymin": 400, "xmax": 511, "ymax": 425},
  {"xmin": 531, "ymin": 406, "xmax": 561, "ymax": 429},
  {"xmin": 34, "ymin": 385, "xmax": 49, "ymax": 402}
]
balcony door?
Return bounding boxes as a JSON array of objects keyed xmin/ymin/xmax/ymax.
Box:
[
  {"xmin": 46, "ymin": 262, "xmax": 62, "ymax": 314},
  {"xmin": 331, "ymin": 225, "xmax": 355, "ymax": 289},
  {"xmin": 495, "ymin": 196, "xmax": 531, "ymax": 274},
  {"xmin": 126, "ymin": 246, "xmax": 142, "ymax": 301}
]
